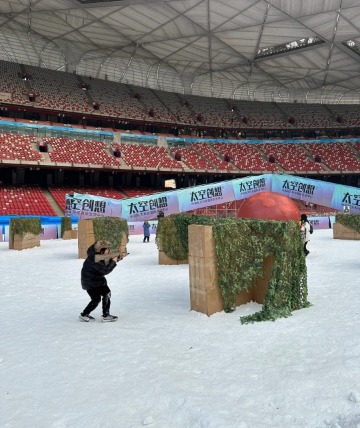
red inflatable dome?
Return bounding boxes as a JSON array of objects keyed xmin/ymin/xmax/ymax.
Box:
[{"xmin": 237, "ymin": 192, "xmax": 300, "ymax": 221}]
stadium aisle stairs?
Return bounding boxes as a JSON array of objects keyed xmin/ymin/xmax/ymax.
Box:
[{"xmin": 43, "ymin": 189, "xmax": 64, "ymax": 216}]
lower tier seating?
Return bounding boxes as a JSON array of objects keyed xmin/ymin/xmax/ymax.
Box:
[{"xmin": 0, "ymin": 185, "xmax": 56, "ymax": 216}]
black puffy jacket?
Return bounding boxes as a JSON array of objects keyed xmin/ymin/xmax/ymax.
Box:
[{"xmin": 81, "ymin": 244, "xmax": 117, "ymax": 290}]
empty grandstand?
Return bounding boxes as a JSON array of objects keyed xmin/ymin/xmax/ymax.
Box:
[{"xmin": 0, "ymin": 0, "xmax": 359, "ymax": 218}]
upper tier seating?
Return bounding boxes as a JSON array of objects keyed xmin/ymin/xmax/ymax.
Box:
[
  {"xmin": 0, "ymin": 133, "xmax": 42, "ymax": 162},
  {"xmin": 304, "ymin": 142, "xmax": 360, "ymax": 171},
  {"xmin": 46, "ymin": 137, "xmax": 121, "ymax": 166},
  {"xmin": 25, "ymin": 64, "xmax": 93, "ymax": 113},
  {"xmin": 326, "ymin": 104, "xmax": 360, "ymax": 127},
  {"xmin": 49, "ymin": 186, "xmax": 125, "ymax": 212},
  {"xmin": 82, "ymin": 77, "xmax": 147, "ymax": 120},
  {"xmin": 229, "ymin": 100, "xmax": 287, "ymax": 129},
  {"xmin": 0, "ymin": 60, "xmax": 358, "ymax": 130},
  {"xmin": 127, "ymin": 85, "xmax": 177, "ymax": 123},
  {"xmin": 152, "ymin": 90, "xmax": 194, "ymax": 124},
  {"xmin": 0, "ymin": 62, "xmax": 29, "ymax": 105},
  {"xmin": 256, "ymin": 143, "xmax": 327, "ymax": 172},
  {"xmin": 0, "ymin": 185, "xmax": 56, "ymax": 216},
  {"xmin": 278, "ymin": 103, "xmax": 336, "ymax": 128},
  {"xmin": 176, "ymin": 94, "xmax": 244, "ymax": 127}
]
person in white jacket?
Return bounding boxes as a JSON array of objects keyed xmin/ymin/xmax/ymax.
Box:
[{"xmin": 300, "ymin": 213, "xmax": 311, "ymax": 256}]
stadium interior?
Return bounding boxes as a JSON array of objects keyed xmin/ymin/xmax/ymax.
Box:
[{"xmin": 0, "ymin": 0, "xmax": 360, "ymax": 219}]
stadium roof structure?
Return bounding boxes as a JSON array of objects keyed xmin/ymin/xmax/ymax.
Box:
[{"xmin": 1, "ymin": 0, "xmax": 360, "ymax": 104}]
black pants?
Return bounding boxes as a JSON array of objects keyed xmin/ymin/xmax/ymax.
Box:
[
  {"xmin": 304, "ymin": 241, "xmax": 309, "ymax": 256},
  {"xmin": 143, "ymin": 235, "xmax": 149, "ymax": 242},
  {"xmin": 82, "ymin": 285, "xmax": 111, "ymax": 316}
]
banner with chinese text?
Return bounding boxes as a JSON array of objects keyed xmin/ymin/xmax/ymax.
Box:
[
  {"xmin": 271, "ymin": 174, "xmax": 335, "ymax": 207},
  {"xmin": 331, "ymin": 184, "xmax": 360, "ymax": 213},
  {"xmin": 178, "ymin": 180, "xmax": 235, "ymax": 212},
  {"xmin": 308, "ymin": 216, "xmax": 330, "ymax": 230},
  {"xmin": 64, "ymin": 174, "xmax": 360, "ymax": 221},
  {"xmin": 232, "ymin": 174, "xmax": 272, "ymax": 201},
  {"xmin": 65, "ymin": 193, "xmax": 122, "ymax": 219},
  {"xmin": 121, "ymin": 190, "xmax": 180, "ymax": 221}
]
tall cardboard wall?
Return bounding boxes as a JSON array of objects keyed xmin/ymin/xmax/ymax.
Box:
[
  {"xmin": 78, "ymin": 219, "xmax": 96, "ymax": 259},
  {"xmin": 333, "ymin": 222, "xmax": 360, "ymax": 240},
  {"xmin": 188, "ymin": 224, "xmax": 273, "ymax": 316}
]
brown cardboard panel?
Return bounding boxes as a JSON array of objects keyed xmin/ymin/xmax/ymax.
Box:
[
  {"xmin": 188, "ymin": 225, "xmax": 216, "ymax": 258},
  {"xmin": 13, "ymin": 233, "xmax": 40, "ymax": 250},
  {"xmin": 159, "ymin": 250, "xmax": 178, "ymax": 265},
  {"xmin": 62, "ymin": 230, "xmax": 72, "ymax": 240},
  {"xmin": 78, "ymin": 219, "xmax": 94, "ymax": 231},
  {"xmin": 189, "ymin": 255, "xmax": 219, "ymax": 290},
  {"xmin": 78, "ymin": 248, "xmax": 88, "ymax": 259},
  {"xmin": 235, "ymin": 289, "xmax": 253, "ymax": 305},
  {"xmin": 189, "ymin": 286, "xmax": 206, "ymax": 313},
  {"xmin": 78, "ymin": 234, "xmax": 95, "ymax": 243},
  {"xmin": 120, "ymin": 245, "xmax": 128, "ymax": 258},
  {"xmin": 78, "ymin": 219, "xmax": 95, "ymax": 258},
  {"xmin": 206, "ymin": 288, "xmax": 225, "ymax": 316},
  {"xmin": 190, "ymin": 286, "xmax": 223, "ymax": 316},
  {"xmin": 333, "ymin": 223, "xmax": 360, "ymax": 240},
  {"xmin": 188, "ymin": 224, "xmax": 276, "ymax": 316},
  {"xmin": 8, "ymin": 234, "xmax": 13, "ymax": 249},
  {"xmin": 158, "ymin": 250, "xmax": 187, "ymax": 265},
  {"xmin": 78, "ymin": 242, "xmax": 95, "ymax": 259}
]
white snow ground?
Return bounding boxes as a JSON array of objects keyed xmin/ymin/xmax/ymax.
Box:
[{"xmin": 1, "ymin": 229, "xmax": 360, "ymax": 428}]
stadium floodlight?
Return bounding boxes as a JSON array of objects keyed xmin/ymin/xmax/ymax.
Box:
[
  {"xmin": 256, "ymin": 36, "xmax": 325, "ymax": 59},
  {"xmin": 343, "ymin": 39, "xmax": 360, "ymax": 56}
]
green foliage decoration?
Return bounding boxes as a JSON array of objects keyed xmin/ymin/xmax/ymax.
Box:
[
  {"xmin": 61, "ymin": 216, "xmax": 72, "ymax": 237},
  {"xmin": 156, "ymin": 213, "xmax": 213, "ymax": 259},
  {"xmin": 335, "ymin": 213, "xmax": 360, "ymax": 234},
  {"xmin": 213, "ymin": 219, "xmax": 309, "ymax": 323},
  {"xmin": 93, "ymin": 216, "xmax": 129, "ymax": 250},
  {"xmin": 156, "ymin": 213, "xmax": 309, "ymax": 324},
  {"xmin": 10, "ymin": 217, "xmax": 42, "ymax": 238}
]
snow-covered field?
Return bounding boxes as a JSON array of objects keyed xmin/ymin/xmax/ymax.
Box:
[{"xmin": 1, "ymin": 230, "xmax": 360, "ymax": 428}]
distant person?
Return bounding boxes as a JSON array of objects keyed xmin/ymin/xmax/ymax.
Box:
[
  {"xmin": 143, "ymin": 221, "xmax": 150, "ymax": 243},
  {"xmin": 79, "ymin": 240, "xmax": 119, "ymax": 322},
  {"xmin": 300, "ymin": 214, "xmax": 311, "ymax": 257}
]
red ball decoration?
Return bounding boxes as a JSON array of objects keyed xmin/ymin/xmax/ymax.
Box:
[{"xmin": 237, "ymin": 192, "xmax": 300, "ymax": 221}]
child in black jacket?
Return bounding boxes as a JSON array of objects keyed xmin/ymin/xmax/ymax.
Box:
[{"xmin": 80, "ymin": 240, "xmax": 119, "ymax": 322}]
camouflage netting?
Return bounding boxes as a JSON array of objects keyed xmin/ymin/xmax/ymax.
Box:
[{"xmin": 157, "ymin": 213, "xmax": 309, "ymax": 324}]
